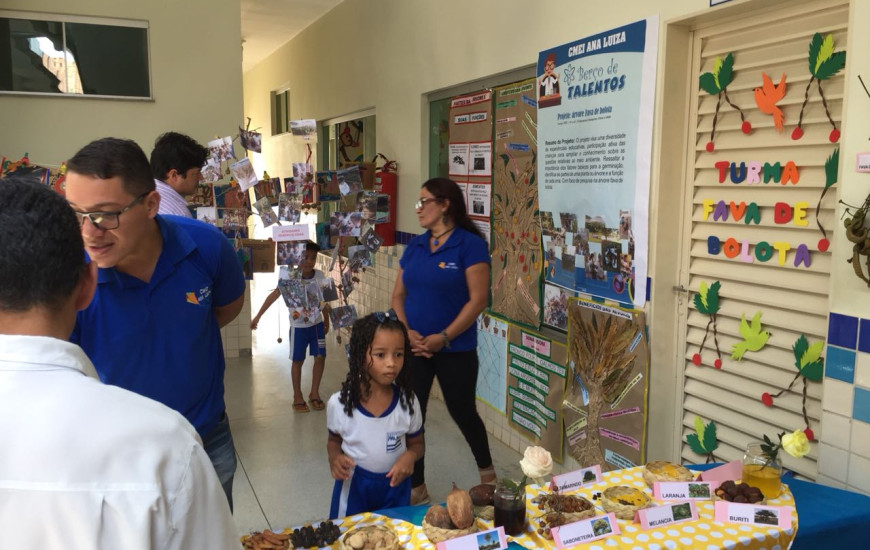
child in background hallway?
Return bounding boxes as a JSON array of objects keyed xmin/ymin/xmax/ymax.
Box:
[
  {"xmin": 251, "ymin": 242, "xmax": 330, "ymax": 412},
  {"xmin": 326, "ymin": 311, "xmax": 424, "ymax": 518}
]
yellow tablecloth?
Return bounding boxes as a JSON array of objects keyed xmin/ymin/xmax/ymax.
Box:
[{"xmin": 491, "ymin": 465, "xmax": 798, "ymax": 550}]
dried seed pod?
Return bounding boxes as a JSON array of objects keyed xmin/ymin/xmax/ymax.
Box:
[{"xmin": 446, "ymin": 483, "xmax": 474, "ymax": 529}]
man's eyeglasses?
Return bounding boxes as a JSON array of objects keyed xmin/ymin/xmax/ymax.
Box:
[
  {"xmin": 73, "ymin": 192, "xmax": 150, "ymax": 230},
  {"xmin": 373, "ymin": 309, "xmax": 399, "ymax": 323},
  {"xmin": 414, "ymin": 197, "xmax": 440, "ymax": 209}
]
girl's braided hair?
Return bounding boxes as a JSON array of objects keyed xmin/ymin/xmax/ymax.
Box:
[{"xmin": 338, "ymin": 311, "xmax": 415, "ymax": 417}]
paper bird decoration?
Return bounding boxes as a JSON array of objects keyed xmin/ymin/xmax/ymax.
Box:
[
  {"xmin": 753, "ymin": 73, "xmax": 787, "ymax": 132},
  {"xmin": 793, "ymin": 33, "xmax": 846, "ymax": 142},
  {"xmin": 686, "ymin": 416, "xmax": 719, "ymax": 463},
  {"xmin": 692, "ymin": 280, "xmax": 723, "ymax": 368},
  {"xmin": 699, "ymin": 53, "xmax": 751, "ymax": 152},
  {"xmin": 815, "ymin": 147, "xmax": 839, "ymax": 252},
  {"xmin": 731, "ymin": 311, "xmax": 771, "ymax": 361},
  {"xmin": 761, "ymin": 334, "xmax": 824, "ymax": 440}
]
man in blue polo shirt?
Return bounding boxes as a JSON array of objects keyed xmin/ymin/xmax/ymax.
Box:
[{"xmin": 66, "ymin": 137, "xmax": 246, "ymax": 510}]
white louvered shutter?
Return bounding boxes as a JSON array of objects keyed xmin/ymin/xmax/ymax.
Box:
[{"xmin": 678, "ymin": 0, "xmax": 848, "ymax": 479}]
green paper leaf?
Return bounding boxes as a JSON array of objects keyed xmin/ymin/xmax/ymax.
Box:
[
  {"xmin": 706, "ymin": 281, "xmax": 721, "ymax": 315},
  {"xmin": 694, "ymin": 416, "xmax": 705, "ymax": 443},
  {"xmin": 694, "ymin": 281, "xmax": 709, "ymax": 314},
  {"xmin": 718, "ymin": 53, "xmax": 735, "ymax": 90},
  {"xmin": 712, "ymin": 57, "xmax": 723, "ymax": 88},
  {"xmin": 793, "ymin": 334, "xmax": 809, "ymax": 370},
  {"xmin": 802, "ymin": 360, "xmax": 824, "ymax": 381},
  {"xmin": 808, "ymin": 33, "xmax": 823, "ymax": 76},
  {"xmin": 699, "ymin": 73, "xmax": 720, "ymax": 95},
  {"xmin": 815, "ymin": 34, "xmax": 834, "ymax": 74},
  {"xmin": 825, "ymin": 147, "xmax": 840, "ymax": 188},
  {"xmin": 815, "ymin": 50, "xmax": 846, "ymax": 81},
  {"xmin": 703, "ymin": 420, "xmax": 719, "ymax": 453},
  {"xmin": 686, "ymin": 433, "xmax": 706, "ymax": 455},
  {"xmin": 800, "ymin": 340, "xmax": 824, "ymax": 369},
  {"xmin": 500, "ymin": 154, "xmax": 510, "ymax": 167}
]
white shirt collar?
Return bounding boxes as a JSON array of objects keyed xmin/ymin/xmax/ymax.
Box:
[{"xmin": 0, "ymin": 334, "xmax": 95, "ymax": 377}]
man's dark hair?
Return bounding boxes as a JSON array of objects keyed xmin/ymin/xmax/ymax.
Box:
[
  {"xmin": 0, "ymin": 177, "xmax": 85, "ymax": 311},
  {"xmin": 150, "ymin": 132, "xmax": 209, "ymax": 181},
  {"xmin": 66, "ymin": 137, "xmax": 155, "ymax": 196},
  {"xmin": 305, "ymin": 241, "xmax": 321, "ymax": 254}
]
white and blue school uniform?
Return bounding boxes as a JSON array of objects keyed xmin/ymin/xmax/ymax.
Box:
[{"xmin": 326, "ymin": 389, "xmax": 423, "ymax": 518}]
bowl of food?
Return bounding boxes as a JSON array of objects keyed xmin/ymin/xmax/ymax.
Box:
[
  {"xmin": 713, "ymin": 480, "xmax": 766, "ymax": 504},
  {"xmin": 642, "ymin": 461, "xmax": 695, "ymax": 486},
  {"xmin": 338, "ymin": 523, "xmax": 399, "ymax": 550},
  {"xmin": 533, "ymin": 493, "xmax": 597, "ymax": 539},
  {"xmin": 600, "ymin": 485, "xmax": 653, "ymax": 520}
]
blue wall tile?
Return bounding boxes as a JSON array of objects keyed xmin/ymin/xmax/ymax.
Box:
[
  {"xmin": 829, "ymin": 313, "xmax": 859, "ymax": 349},
  {"xmin": 859, "ymin": 319, "xmax": 870, "ymax": 354},
  {"xmin": 826, "ymin": 345, "xmax": 856, "ymax": 383},
  {"xmin": 854, "ymin": 387, "xmax": 870, "ymax": 424}
]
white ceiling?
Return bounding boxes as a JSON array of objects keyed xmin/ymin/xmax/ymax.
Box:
[{"xmin": 241, "ymin": 0, "xmax": 344, "ymax": 73}]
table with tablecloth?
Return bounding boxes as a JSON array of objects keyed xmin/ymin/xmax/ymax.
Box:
[{"xmin": 363, "ymin": 464, "xmax": 798, "ymax": 550}]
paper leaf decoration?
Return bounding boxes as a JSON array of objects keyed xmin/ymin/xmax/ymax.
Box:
[
  {"xmin": 699, "ymin": 53, "xmax": 750, "ymax": 152},
  {"xmin": 824, "ymin": 147, "xmax": 839, "ymax": 188},
  {"xmin": 692, "ymin": 281, "xmax": 723, "ymax": 368},
  {"xmin": 686, "ymin": 416, "xmax": 719, "ymax": 456},
  {"xmin": 816, "ymin": 146, "xmax": 839, "ymax": 251},
  {"xmin": 794, "ymin": 33, "xmax": 845, "ymax": 142},
  {"xmin": 731, "ymin": 311, "xmax": 770, "ymax": 361},
  {"xmin": 693, "ymin": 280, "xmax": 721, "ymax": 316},
  {"xmin": 794, "ymin": 334, "xmax": 825, "ymax": 381}
]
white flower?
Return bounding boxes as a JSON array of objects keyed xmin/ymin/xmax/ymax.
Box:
[{"xmin": 519, "ymin": 446, "xmax": 553, "ymax": 481}]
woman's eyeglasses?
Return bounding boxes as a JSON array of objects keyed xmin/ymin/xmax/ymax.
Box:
[
  {"xmin": 414, "ymin": 197, "xmax": 440, "ymax": 209},
  {"xmin": 73, "ymin": 192, "xmax": 150, "ymax": 230}
]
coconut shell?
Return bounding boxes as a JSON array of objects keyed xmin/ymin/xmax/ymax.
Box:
[
  {"xmin": 424, "ymin": 505, "xmax": 454, "ymax": 529},
  {"xmin": 446, "ymin": 483, "xmax": 474, "ymax": 529},
  {"xmin": 468, "ymin": 484, "xmax": 495, "ymax": 506}
]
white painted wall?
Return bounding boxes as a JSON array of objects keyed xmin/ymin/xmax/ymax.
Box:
[{"xmin": 0, "ymin": 0, "xmax": 243, "ymax": 165}]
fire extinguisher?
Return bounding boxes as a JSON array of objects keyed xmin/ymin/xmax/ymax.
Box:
[{"xmin": 373, "ymin": 153, "xmax": 397, "ymax": 246}]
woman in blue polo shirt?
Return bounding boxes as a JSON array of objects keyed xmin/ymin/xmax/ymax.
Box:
[{"xmin": 391, "ymin": 177, "xmax": 495, "ymax": 505}]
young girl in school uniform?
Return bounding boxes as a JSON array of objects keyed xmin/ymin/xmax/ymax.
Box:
[{"xmin": 327, "ymin": 311, "xmax": 424, "ymax": 518}]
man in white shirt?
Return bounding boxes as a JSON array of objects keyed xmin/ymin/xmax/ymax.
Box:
[
  {"xmin": 0, "ymin": 175, "xmax": 239, "ymax": 549},
  {"xmin": 150, "ymin": 131, "xmax": 208, "ymax": 217}
]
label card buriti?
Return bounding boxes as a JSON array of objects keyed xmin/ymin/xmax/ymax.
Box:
[
  {"xmin": 435, "ymin": 527, "xmax": 507, "ymax": 550},
  {"xmin": 272, "ymin": 224, "xmax": 311, "ymax": 242},
  {"xmin": 552, "ymin": 512, "xmax": 620, "ymax": 548},
  {"xmin": 714, "ymin": 501, "xmax": 794, "ymax": 529},
  {"xmin": 653, "ymin": 481, "xmax": 719, "ymax": 500},
  {"xmin": 551, "ymin": 465, "xmax": 602, "ymax": 492},
  {"xmin": 636, "ymin": 501, "xmax": 698, "ymax": 529}
]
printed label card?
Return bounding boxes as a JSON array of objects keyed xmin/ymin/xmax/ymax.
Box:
[
  {"xmin": 552, "ymin": 513, "xmax": 619, "ymax": 548},
  {"xmin": 714, "ymin": 501, "xmax": 794, "ymax": 529},
  {"xmin": 551, "ymin": 465, "xmax": 602, "ymax": 492},
  {"xmin": 653, "ymin": 481, "xmax": 718, "ymax": 501},
  {"xmin": 435, "ymin": 527, "xmax": 506, "ymax": 550},
  {"xmin": 272, "ymin": 223, "xmax": 311, "ymax": 242},
  {"xmin": 636, "ymin": 501, "xmax": 698, "ymax": 530}
]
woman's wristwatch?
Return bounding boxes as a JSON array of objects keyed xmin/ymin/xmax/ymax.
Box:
[{"xmin": 440, "ymin": 330, "xmax": 451, "ymax": 349}]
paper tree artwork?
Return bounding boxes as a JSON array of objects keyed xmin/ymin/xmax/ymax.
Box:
[
  {"xmin": 816, "ymin": 147, "xmax": 839, "ymax": 252},
  {"xmin": 699, "ymin": 53, "xmax": 750, "ymax": 152},
  {"xmin": 760, "ymin": 334, "xmax": 824, "ymax": 441},
  {"xmin": 753, "ymin": 73, "xmax": 787, "ymax": 132},
  {"xmin": 793, "ymin": 33, "xmax": 846, "ymax": 142},
  {"xmin": 730, "ymin": 311, "xmax": 771, "ymax": 361},
  {"xmin": 686, "ymin": 416, "xmax": 719, "ymax": 463},
  {"xmin": 692, "ymin": 281, "xmax": 723, "ymax": 368}
]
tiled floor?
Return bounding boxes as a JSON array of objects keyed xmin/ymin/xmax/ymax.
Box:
[{"xmin": 226, "ymin": 322, "xmax": 524, "ymax": 536}]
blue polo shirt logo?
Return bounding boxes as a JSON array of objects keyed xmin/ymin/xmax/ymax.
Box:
[
  {"xmin": 186, "ymin": 285, "xmax": 212, "ymax": 305},
  {"xmin": 386, "ymin": 431, "xmax": 402, "ymax": 453},
  {"xmin": 438, "ymin": 261, "xmax": 459, "ymax": 270}
]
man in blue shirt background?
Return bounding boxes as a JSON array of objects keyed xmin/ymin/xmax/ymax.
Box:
[{"xmin": 66, "ymin": 137, "xmax": 246, "ymax": 509}]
